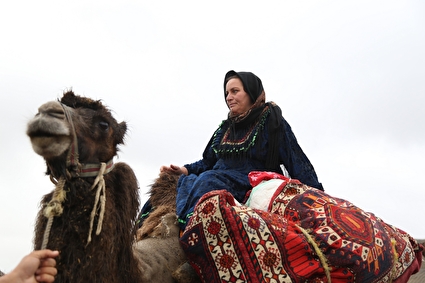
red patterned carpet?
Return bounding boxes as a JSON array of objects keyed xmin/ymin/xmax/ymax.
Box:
[{"xmin": 181, "ymin": 171, "xmax": 423, "ymax": 283}]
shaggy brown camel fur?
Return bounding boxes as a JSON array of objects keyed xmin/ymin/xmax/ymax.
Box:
[
  {"xmin": 27, "ymin": 91, "xmax": 191, "ymax": 283},
  {"xmin": 134, "ymin": 213, "xmax": 187, "ymax": 282},
  {"xmin": 135, "ymin": 172, "xmax": 201, "ymax": 283},
  {"xmin": 136, "ymin": 172, "xmax": 179, "ymax": 240}
]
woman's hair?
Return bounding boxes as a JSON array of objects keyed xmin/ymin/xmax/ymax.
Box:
[{"xmin": 225, "ymin": 75, "xmax": 239, "ymax": 84}]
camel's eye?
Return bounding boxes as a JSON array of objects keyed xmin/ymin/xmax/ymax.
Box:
[{"xmin": 99, "ymin": 121, "xmax": 109, "ymax": 131}]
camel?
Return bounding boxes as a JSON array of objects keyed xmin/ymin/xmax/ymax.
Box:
[{"xmin": 26, "ymin": 91, "xmax": 195, "ymax": 283}]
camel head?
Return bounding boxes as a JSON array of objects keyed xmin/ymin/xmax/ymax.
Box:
[{"xmin": 27, "ymin": 90, "xmax": 127, "ymax": 179}]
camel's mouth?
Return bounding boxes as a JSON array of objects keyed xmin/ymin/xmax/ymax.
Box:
[
  {"xmin": 27, "ymin": 124, "xmax": 72, "ymax": 158},
  {"xmin": 29, "ymin": 135, "xmax": 72, "ymax": 158},
  {"xmin": 27, "ymin": 115, "xmax": 71, "ymax": 138},
  {"xmin": 29, "ymin": 129, "xmax": 66, "ymax": 138},
  {"xmin": 27, "ymin": 101, "xmax": 72, "ymax": 158}
]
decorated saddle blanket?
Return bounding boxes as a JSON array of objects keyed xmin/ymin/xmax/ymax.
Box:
[{"xmin": 180, "ymin": 171, "xmax": 423, "ymax": 283}]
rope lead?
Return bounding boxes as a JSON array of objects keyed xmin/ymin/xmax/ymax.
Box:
[{"xmin": 41, "ymin": 177, "xmax": 67, "ymax": 250}]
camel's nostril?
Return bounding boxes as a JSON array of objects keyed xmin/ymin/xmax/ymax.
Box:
[
  {"xmin": 37, "ymin": 101, "xmax": 65, "ymax": 117},
  {"xmin": 47, "ymin": 111, "xmax": 66, "ymax": 119}
]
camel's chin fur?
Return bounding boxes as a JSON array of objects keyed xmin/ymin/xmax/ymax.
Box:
[{"xmin": 30, "ymin": 136, "xmax": 71, "ymax": 158}]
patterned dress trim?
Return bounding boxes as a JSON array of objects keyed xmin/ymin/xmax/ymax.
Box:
[{"xmin": 211, "ymin": 106, "xmax": 270, "ymax": 156}]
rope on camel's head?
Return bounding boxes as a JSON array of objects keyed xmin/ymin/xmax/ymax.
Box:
[{"xmin": 41, "ymin": 103, "xmax": 115, "ymax": 250}]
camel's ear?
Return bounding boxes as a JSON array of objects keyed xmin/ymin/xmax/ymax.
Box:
[
  {"xmin": 116, "ymin": 121, "xmax": 127, "ymax": 144},
  {"xmin": 61, "ymin": 90, "xmax": 76, "ymax": 105}
]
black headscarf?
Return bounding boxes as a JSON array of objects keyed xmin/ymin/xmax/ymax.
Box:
[
  {"xmin": 221, "ymin": 70, "xmax": 282, "ymax": 171},
  {"xmin": 224, "ymin": 70, "xmax": 264, "ymax": 104}
]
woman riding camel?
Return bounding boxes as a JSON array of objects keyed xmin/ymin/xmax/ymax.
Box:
[{"xmin": 141, "ymin": 70, "xmax": 323, "ymax": 230}]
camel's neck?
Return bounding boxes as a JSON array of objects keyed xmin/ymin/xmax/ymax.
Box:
[
  {"xmin": 47, "ymin": 158, "xmax": 114, "ymax": 182},
  {"xmin": 42, "ymin": 160, "xmax": 115, "ymax": 249},
  {"xmin": 78, "ymin": 159, "xmax": 115, "ymax": 177}
]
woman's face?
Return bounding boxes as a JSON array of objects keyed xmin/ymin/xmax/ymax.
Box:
[{"xmin": 225, "ymin": 78, "xmax": 253, "ymax": 116}]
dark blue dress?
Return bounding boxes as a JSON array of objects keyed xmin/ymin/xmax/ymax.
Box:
[{"xmin": 175, "ymin": 106, "xmax": 323, "ymax": 229}]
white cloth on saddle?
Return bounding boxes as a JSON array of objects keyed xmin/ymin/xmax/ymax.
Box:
[{"xmin": 245, "ymin": 178, "xmax": 284, "ymax": 211}]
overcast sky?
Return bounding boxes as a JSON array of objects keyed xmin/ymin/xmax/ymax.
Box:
[{"xmin": 1, "ymin": 0, "xmax": 424, "ymax": 272}]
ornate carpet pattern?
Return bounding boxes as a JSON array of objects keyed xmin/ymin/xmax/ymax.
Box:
[{"xmin": 180, "ymin": 172, "xmax": 422, "ymax": 283}]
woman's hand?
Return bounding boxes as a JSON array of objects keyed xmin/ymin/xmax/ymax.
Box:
[{"xmin": 160, "ymin": 164, "xmax": 188, "ymax": 176}]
